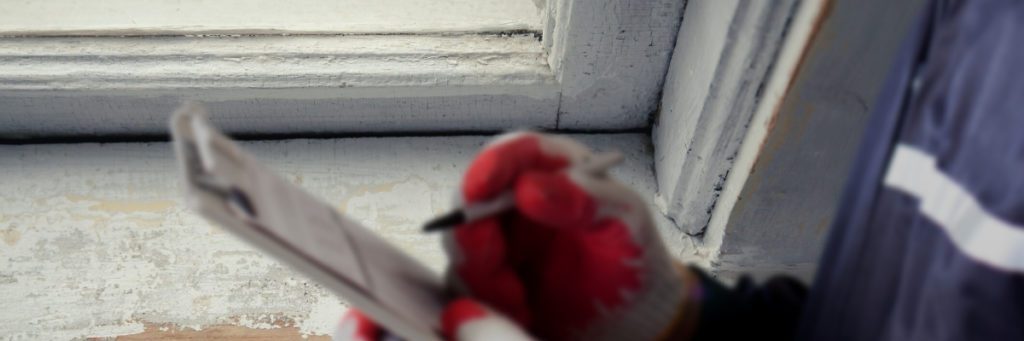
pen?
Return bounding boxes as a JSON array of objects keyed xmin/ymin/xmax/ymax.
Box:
[{"xmin": 422, "ymin": 151, "xmax": 624, "ymax": 232}]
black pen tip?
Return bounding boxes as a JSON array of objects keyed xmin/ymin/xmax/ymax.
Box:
[{"xmin": 423, "ymin": 210, "xmax": 466, "ymax": 232}]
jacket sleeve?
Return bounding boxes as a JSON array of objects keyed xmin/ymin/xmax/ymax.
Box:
[{"xmin": 686, "ymin": 266, "xmax": 807, "ymax": 341}]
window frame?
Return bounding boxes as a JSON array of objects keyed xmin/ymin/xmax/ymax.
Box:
[{"xmin": 0, "ymin": 0, "xmax": 686, "ymax": 138}]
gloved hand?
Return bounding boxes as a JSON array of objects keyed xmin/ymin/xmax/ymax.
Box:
[
  {"xmin": 336, "ymin": 132, "xmax": 698, "ymax": 341},
  {"xmin": 336, "ymin": 298, "xmax": 534, "ymax": 341}
]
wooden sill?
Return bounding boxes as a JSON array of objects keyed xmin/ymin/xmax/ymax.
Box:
[{"xmin": 0, "ymin": 134, "xmax": 695, "ymax": 339}]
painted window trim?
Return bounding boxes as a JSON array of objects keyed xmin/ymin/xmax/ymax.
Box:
[
  {"xmin": 542, "ymin": 0, "xmax": 686, "ymax": 129},
  {"xmin": 0, "ymin": 0, "xmax": 686, "ymax": 138},
  {"xmin": 0, "ymin": 34, "xmax": 560, "ymax": 137},
  {"xmin": 653, "ymin": 0, "xmax": 805, "ymax": 236}
]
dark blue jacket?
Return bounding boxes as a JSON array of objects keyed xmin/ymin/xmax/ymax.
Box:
[{"xmin": 798, "ymin": 0, "xmax": 1024, "ymax": 339}]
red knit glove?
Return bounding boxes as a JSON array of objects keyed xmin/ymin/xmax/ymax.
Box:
[
  {"xmin": 441, "ymin": 132, "xmax": 689, "ymax": 340},
  {"xmin": 335, "ymin": 132, "xmax": 693, "ymax": 341},
  {"xmin": 336, "ymin": 299, "xmax": 534, "ymax": 341}
]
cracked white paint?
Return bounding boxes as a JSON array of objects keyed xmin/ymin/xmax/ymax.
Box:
[{"xmin": 0, "ymin": 134, "xmax": 697, "ymax": 339}]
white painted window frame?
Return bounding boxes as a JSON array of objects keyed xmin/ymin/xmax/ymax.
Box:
[
  {"xmin": 0, "ymin": 0, "xmax": 686, "ymax": 138},
  {"xmin": 653, "ymin": 0, "xmax": 807, "ymax": 236}
]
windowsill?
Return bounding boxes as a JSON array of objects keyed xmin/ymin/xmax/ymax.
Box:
[{"xmin": 0, "ymin": 133, "xmax": 696, "ymax": 339}]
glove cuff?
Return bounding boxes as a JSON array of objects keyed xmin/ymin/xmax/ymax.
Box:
[{"xmin": 655, "ymin": 263, "xmax": 703, "ymax": 340}]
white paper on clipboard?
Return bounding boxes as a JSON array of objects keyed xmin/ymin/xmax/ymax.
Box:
[{"xmin": 169, "ymin": 102, "xmax": 445, "ymax": 341}]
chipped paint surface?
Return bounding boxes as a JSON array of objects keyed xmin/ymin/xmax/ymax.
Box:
[
  {"xmin": 0, "ymin": 134, "xmax": 692, "ymax": 339},
  {"xmin": 115, "ymin": 321, "xmax": 331, "ymax": 340},
  {"xmin": 543, "ymin": 0, "xmax": 686, "ymax": 129},
  {"xmin": 653, "ymin": 0, "xmax": 799, "ymax": 237}
]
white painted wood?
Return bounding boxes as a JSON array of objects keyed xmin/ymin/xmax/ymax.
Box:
[
  {"xmin": 701, "ymin": 0, "xmax": 827, "ymax": 280},
  {"xmin": 704, "ymin": 0, "xmax": 926, "ymax": 282},
  {"xmin": 544, "ymin": 0, "xmax": 686, "ymax": 129},
  {"xmin": 0, "ymin": 35, "xmax": 559, "ymax": 138},
  {"xmin": 0, "ymin": 134, "xmax": 698, "ymax": 339},
  {"xmin": 0, "ymin": 0, "xmax": 541, "ymax": 36},
  {"xmin": 653, "ymin": 0, "xmax": 800, "ymax": 235},
  {"xmin": 0, "ymin": 35, "xmax": 552, "ymax": 90},
  {"xmin": 0, "ymin": 0, "xmax": 690, "ymax": 137}
]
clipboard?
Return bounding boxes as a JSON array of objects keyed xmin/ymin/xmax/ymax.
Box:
[{"xmin": 169, "ymin": 102, "xmax": 446, "ymax": 341}]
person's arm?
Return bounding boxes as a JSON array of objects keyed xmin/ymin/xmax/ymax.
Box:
[{"xmin": 684, "ymin": 267, "xmax": 807, "ymax": 340}]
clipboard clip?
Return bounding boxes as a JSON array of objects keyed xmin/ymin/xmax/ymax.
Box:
[
  {"xmin": 172, "ymin": 102, "xmax": 258, "ymax": 222},
  {"xmin": 170, "ymin": 102, "xmax": 446, "ymax": 340},
  {"xmin": 196, "ymin": 172, "xmax": 258, "ymax": 219}
]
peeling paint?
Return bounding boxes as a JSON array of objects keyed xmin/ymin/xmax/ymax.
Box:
[
  {"xmin": 0, "ymin": 135, "xmax": 689, "ymax": 339},
  {"xmin": 112, "ymin": 322, "xmax": 330, "ymax": 340},
  {"xmin": 0, "ymin": 228, "xmax": 20, "ymax": 246},
  {"xmin": 93, "ymin": 200, "xmax": 172, "ymax": 213},
  {"xmin": 544, "ymin": 0, "xmax": 685, "ymax": 129}
]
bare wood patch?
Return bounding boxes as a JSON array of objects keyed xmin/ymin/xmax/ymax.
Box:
[{"xmin": 111, "ymin": 322, "xmax": 329, "ymax": 341}]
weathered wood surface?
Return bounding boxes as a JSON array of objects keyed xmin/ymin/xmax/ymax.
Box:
[
  {"xmin": 0, "ymin": 134, "xmax": 695, "ymax": 339},
  {"xmin": 0, "ymin": 35, "xmax": 558, "ymax": 138},
  {"xmin": 653, "ymin": 0, "xmax": 799, "ymax": 236},
  {"xmin": 705, "ymin": 0, "xmax": 927, "ymax": 282},
  {"xmin": 544, "ymin": 0, "xmax": 686, "ymax": 129},
  {"xmin": 2, "ymin": 0, "xmax": 688, "ymax": 137},
  {"xmin": 0, "ymin": 0, "xmax": 541, "ymax": 35}
]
